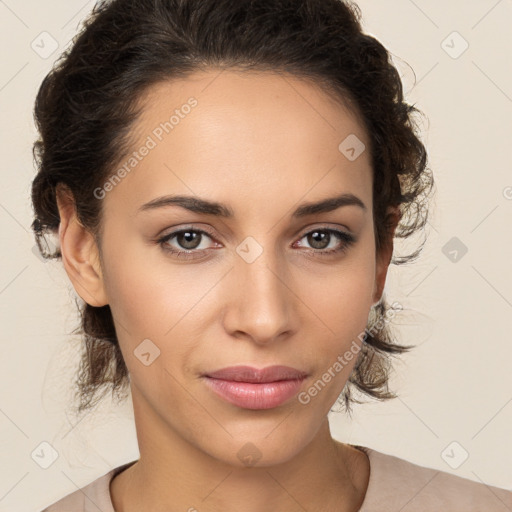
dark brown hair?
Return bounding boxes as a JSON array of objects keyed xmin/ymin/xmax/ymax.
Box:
[{"xmin": 31, "ymin": 0, "xmax": 434, "ymax": 417}]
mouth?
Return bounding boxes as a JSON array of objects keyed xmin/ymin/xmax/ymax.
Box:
[
  {"xmin": 202, "ymin": 365, "xmax": 308, "ymax": 383},
  {"xmin": 201, "ymin": 365, "xmax": 309, "ymax": 410}
]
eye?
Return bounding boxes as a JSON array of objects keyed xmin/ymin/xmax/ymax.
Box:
[
  {"xmin": 156, "ymin": 225, "xmax": 356, "ymax": 260},
  {"xmin": 157, "ymin": 227, "xmax": 218, "ymax": 260},
  {"xmin": 294, "ymin": 228, "xmax": 356, "ymax": 256}
]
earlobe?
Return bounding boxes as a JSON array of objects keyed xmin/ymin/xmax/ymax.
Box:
[{"xmin": 56, "ymin": 184, "xmax": 109, "ymax": 307}]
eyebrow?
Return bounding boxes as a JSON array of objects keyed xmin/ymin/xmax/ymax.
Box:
[{"xmin": 138, "ymin": 193, "xmax": 367, "ymax": 218}]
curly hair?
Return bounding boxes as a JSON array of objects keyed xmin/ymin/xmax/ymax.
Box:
[{"xmin": 30, "ymin": 0, "xmax": 434, "ymax": 417}]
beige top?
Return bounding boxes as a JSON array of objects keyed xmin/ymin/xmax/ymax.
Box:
[{"xmin": 40, "ymin": 446, "xmax": 511, "ymax": 511}]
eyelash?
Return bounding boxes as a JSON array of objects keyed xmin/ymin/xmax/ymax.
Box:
[{"xmin": 156, "ymin": 225, "xmax": 356, "ymax": 261}]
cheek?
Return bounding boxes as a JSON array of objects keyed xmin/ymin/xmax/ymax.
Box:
[
  {"xmin": 301, "ymin": 256, "xmax": 376, "ymax": 338},
  {"xmin": 295, "ymin": 248, "xmax": 376, "ymax": 399},
  {"xmin": 297, "ymin": 265, "xmax": 374, "ymax": 405},
  {"xmin": 100, "ymin": 238, "xmax": 222, "ymax": 375},
  {"xmin": 101, "ymin": 233, "xmax": 200, "ymax": 335}
]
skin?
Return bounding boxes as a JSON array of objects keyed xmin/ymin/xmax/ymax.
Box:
[{"xmin": 56, "ymin": 69, "xmax": 400, "ymax": 512}]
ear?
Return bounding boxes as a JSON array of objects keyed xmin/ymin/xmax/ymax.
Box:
[
  {"xmin": 372, "ymin": 206, "xmax": 401, "ymax": 306},
  {"xmin": 56, "ymin": 184, "xmax": 109, "ymax": 307}
]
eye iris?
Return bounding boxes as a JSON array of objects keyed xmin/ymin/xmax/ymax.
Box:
[
  {"xmin": 308, "ymin": 230, "xmax": 330, "ymax": 249},
  {"xmin": 178, "ymin": 231, "xmax": 201, "ymax": 249}
]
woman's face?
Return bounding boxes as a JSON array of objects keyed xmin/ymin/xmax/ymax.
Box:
[{"xmin": 65, "ymin": 69, "xmax": 394, "ymax": 466}]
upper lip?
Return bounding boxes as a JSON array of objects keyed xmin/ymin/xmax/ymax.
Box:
[{"xmin": 203, "ymin": 365, "xmax": 308, "ymax": 383}]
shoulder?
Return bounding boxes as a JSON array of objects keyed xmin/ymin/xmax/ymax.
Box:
[
  {"xmin": 356, "ymin": 445, "xmax": 511, "ymax": 512},
  {"xmin": 39, "ymin": 461, "xmax": 136, "ymax": 512}
]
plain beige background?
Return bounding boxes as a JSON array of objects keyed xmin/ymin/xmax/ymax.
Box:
[{"xmin": 0, "ymin": 0, "xmax": 511, "ymax": 510}]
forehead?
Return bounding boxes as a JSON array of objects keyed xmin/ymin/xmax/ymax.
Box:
[{"xmin": 102, "ymin": 69, "xmax": 373, "ymax": 219}]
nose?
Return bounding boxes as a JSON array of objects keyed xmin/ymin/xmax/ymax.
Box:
[{"xmin": 221, "ymin": 246, "xmax": 297, "ymax": 346}]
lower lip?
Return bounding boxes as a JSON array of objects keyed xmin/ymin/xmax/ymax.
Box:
[{"xmin": 203, "ymin": 377, "xmax": 305, "ymax": 410}]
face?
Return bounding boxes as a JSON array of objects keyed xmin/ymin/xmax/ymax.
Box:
[{"xmin": 59, "ymin": 69, "xmax": 395, "ymax": 467}]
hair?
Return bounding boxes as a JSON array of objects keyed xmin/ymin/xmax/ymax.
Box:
[{"xmin": 31, "ymin": 0, "xmax": 434, "ymax": 418}]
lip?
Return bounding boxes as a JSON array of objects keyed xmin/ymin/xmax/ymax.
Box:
[{"xmin": 202, "ymin": 365, "xmax": 308, "ymax": 410}]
